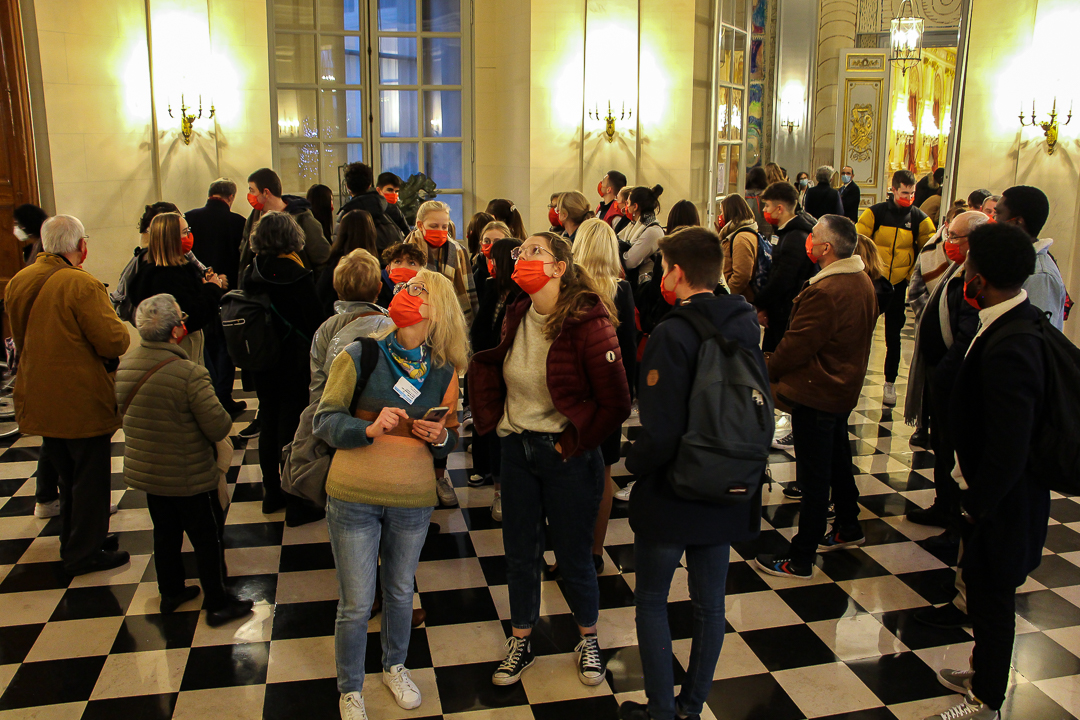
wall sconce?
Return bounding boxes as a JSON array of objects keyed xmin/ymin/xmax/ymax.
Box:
[
  {"xmin": 889, "ymin": 0, "xmax": 923, "ymax": 76},
  {"xmin": 589, "ymin": 101, "xmax": 632, "ymax": 143},
  {"xmin": 1020, "ymin": 97, "xmax": 1073, "ymax": 155},
  {"xmin": 168, "ymin": 94, "xmax": 214, "ymax": 145},
  {"xmin": 779, "ymin": 117, "xmax": 800, "ymax": 134},
  {"xmin": 892, "ymin": 98, "xmax": 914, "ymax": 143}
]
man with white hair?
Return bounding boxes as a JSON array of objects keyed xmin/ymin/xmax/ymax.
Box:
[
  {"xmin": 803, "ymin": 165, "xmax": 844, "ymax": 219},
  {"xmin": 5, "ymin": 215, "xmax": 131, "ymax": 575}
]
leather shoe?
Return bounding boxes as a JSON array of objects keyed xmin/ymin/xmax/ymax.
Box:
[
  {"xmin": 65, "ymin": 550, "xmax": 130, "ymax": 577},
  {"xmin": 262, "ymin": 490, "xmax": 287, "ymax": 514},
  {"xmin": 102, "ymin": 533, "xmax": 119, "ymax": 552},
  {"xmin": 914, "ymin": 603, "xmax": 971, "ymax": 629},
  {"xmin": 161, "ymin": 585, "xmax": 201, "ymax": 614},
  {"xmin": 206, "ymin": 597, "xmax": 254, "ymax": 627}
]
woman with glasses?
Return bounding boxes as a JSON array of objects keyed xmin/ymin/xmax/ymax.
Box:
[
  {"xmin": 314, "ymin": 270, "xmax": 469, "ymax": 720},
  {"xmin": 469, "ymin": 232, "xmax": 631, "ymax": 689},
  {"xmin": 128, "ymin": 212, "xmax": 227, "ymax": 367}
]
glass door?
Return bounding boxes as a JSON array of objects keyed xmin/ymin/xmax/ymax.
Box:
[{"xmin": 708, "ymin": 0, "xmax": 751, "ymax": 224}]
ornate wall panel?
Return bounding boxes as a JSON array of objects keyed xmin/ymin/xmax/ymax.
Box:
[{"xmin": 834, "ymin": 49, "xmax": 890, "ymax": 208}]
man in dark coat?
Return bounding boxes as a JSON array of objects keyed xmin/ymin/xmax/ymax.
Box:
[
  {"xmin": 926, "ymin": 223, "xmax": 1050, "ymax": 720},
  {"xmin": 339, "ymin": 162, "xmax": 405, "ymax": 253},
  {"xmin": 186, "ymin": 178, "xmax": 246, "ymax": 414},
  {"xmin": 838, "ymin": 165, "xmax": 861, "ymax": 222},
  {"xmin": 803, "ymin": 165, "xmax": 844, "ymax": 220}
]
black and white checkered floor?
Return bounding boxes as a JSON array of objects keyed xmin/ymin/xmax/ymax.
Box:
[{"xmin": 1, "ymin": 320, "xmax": 1079, "ymax": 720}]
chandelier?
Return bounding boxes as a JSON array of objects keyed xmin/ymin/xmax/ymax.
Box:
[{"xmin": 889, "ymin": 0, "xmax": 924, "ymax": 76}]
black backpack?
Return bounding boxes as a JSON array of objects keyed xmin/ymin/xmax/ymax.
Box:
[
  {"xmin": 219, "ymin": 289, "xmax": 311, "ymax": 371},
  {"xmin": 985, "ymin": 314, "xmax": 1080, "ymax": 496},
  {"xmin": 663, "ymin": 305, "xmax": 774, "ymax": 504}
]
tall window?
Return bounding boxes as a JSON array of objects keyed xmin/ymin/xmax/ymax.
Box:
[
  {"xmin": 268, "ymin": 0, "xmax": 471, "ymax": 228},
  {"xmin": 710, "ymin": 0, "xmax": 750, "ymax": 217}
]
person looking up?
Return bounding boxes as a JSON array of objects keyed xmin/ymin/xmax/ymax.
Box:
[
  {"xmin": 378, "ymin": 242, "xmax": 427, "ymax": 308},
  {"xmin": 375, "ymin": 171, "xmax": 411, "ymax": 236},
  {"xmin": 717, "ymin": 193, "xmax": 760, "ymax": 301},
  {"xmin": 548, "ymin": 193, "xmax": 564, "ymax": 233},
  {"xmin": 466, "ymin": 211, "xmax": 497, "ymax": 300},
  {"xmin": 485, "ymin": 198, "xmax": 528, "ymax": 241},
  {"xmin": 621, "ymin": 184, "xmax": 665, "ymax": 286},
  {"xmin": 994, "ymin": 185, "xmax": 1068, "ymax": 330},
  {"xmin": 317, "ymin": 209, "xmax": 379, "ymax": 316},
  {"xmin": 596, "ymin": 170, "xmax": 628, "ymax": 227},
  {"xmin": 839, "ymin": 166, "xmax": 861, "ymax": 222},
  {"xmin": 307, "ymin": 183, "xmax": 336, "ymax": 244},
  {"xmin": 337, "ymin": 162, "xmax": 405, "ymax": 254},
  {"xmin": 556, "ymin": 191, "xmax": 595, "ymax": 244},
  {"xmin": 473, "ymin": 219, "xmax": 513, "ymax": 307},
  {"xmin": 856, "ymin": 169, "xmax": 936, "ymax": 407},
  {"xmin": 407, "ymin": 199, "xmax": 477, "ymax": 328},
  {"xmin": 804, "ymin": 165, "xmax": 845, "ymax": 220},
  {"xmin": 240, "ymin": 168, "xmax": 331, "ymax": 274}
]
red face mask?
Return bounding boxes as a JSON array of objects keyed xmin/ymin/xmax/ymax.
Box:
[
  {"xmin": 481, "ymin": 242, "xmax": 493, "ymax": 259},
  {"xmin": 388, "ymin": 266, "xmax": 418, "ymax": 285},
  {"xmin": 660, "ymin": 269, "xmax": 679, "ymax": 306},
  {"xmin": 174, "ymin": 322, "xmax": 189, "ymax": 343},
  {"xmin": 247, "ymin": 192, "xmax": 264, "ymax": 211},
  {"xmin": 548, "ymin": 208, "xmax": 562, "ymax": 228},
  {"xmin": 895, "ymin": 195, "xmax": 914, "ymax": 208},
  {"xmin": 384, "ymin": 191, "xmax": 399, "ymax": 204},
  {"xmin": 963, "ymin": 277, "xmax": 983, "ymax": 311},
  {"xmin": 717, "ymin": 214, "xmax": 725, "ymax": 228},
  {"xmin": 486, "ymin": 258, "xmax": 495, "ymax": 277},
  {"xmin": 512, "ymin": 259, "xmax": 554, "ymax": 295},
  {"xmin": 388, "ymin": 287, "xmax": 426, "ymax": 327},
  {"xmin": 762, "ymin": 207, "xmax": 780, "ymax": 225},
  {"xmin": 180, "ymin": 231, "xmax": 194, "ymax": 254},
  {"xmin": 944, "ymin": 240, "xmax": 966, "ymax": 263},
  {"xmin": 423, "ymin": 227, "xmax": 448, "ymax": 247},
  {"xmin": 597, "ymin": 181, "xmax": 605, "ymax": 198},
  {"xmin": 805, "ymin": 233, "xmax": 819, "ymax": 263}
]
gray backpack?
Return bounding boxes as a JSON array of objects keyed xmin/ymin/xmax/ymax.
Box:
[{"xmin": 664, "ymin": 306, "xmax": 774, "ymax": 504}]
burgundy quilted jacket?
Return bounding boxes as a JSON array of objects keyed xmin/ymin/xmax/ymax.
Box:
[{"xmin": 468, "ymin": 294, "xmax": 631, "ymax": 459}]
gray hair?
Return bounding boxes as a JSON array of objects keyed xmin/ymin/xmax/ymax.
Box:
[
  {"xmin": 135, "ymin": 294, "xmax": 183, "ymax": 342},
  {"xmin": 951, "ymin": 210, "xmax": 990, "ymax": 235},
  {"xmin": 984, "ymin": 194, "xmax": 1001, "ymax": 205},
  {"xmin": 815, "ymin": 165, "xmax": 835, "ymax": 185},
  {"xmin": 816, "ymin": 214, "xmax": 858, "ymax": 258},
  {"xmin": 208, "ymin": 177, "xmax": 237, "ymax": 198},
  {"xmin": 40, "ymin": 215, "xmax": 85, "ymax": 255},
  {"xmin": 250, "ymin": 211, "xmax": 306, "ymax": 256}
]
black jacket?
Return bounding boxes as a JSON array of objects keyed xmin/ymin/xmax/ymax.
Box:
[
  {"xmin": 386, "ymin": 203, "xmax": 411, "ymax": 236},
  {"xmin": 839, "ymin": 181, "xmax": 861, "ymax": 222},
  {"xmin": 613, "ymin": 280, "xmax": 637, "ymax": 401},
  {"xmin": 921, "ymin": 270, "xmax": 980, "ymax": 390},
  {"xmin": 628, "ymin": 293, "xmax": 764, "ymax": 545},
  {"xmin": 241, "ymin": 255, "xmax": 327, "ymax": 376},
  {"xmin": 470, "ymin": 280, "xmax": 521, "ymax": 353},
  {"xmin": 338, "ymin": 191, "xmax": 405, "ymax": 254},
  {"xmin": 185, "ymin": 198, "xmax": 245, "ymax": 289},
  {"xmin": 753, "ymin": 212, "xmax": 816, "ymax": 324},
  {"xmin": 913, "ymin": 175, "xmax": 941, "ymax": 208},
  {"xmin": 473, "ymin": 256, "xmax": 491, "ymax": 307},
  {"xmin": 803, "ymin": 182, "xmax": 844, "ymax": 220},
  {"xmin": 950, "ymin": 300, "xmax": 1050, "ymax": 588},
  {"xmin": 128, "ymin": 260, "xmax": 224, "ymax": 333}
]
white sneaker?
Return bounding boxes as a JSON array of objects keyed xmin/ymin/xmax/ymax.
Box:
[
  {"xmin": 923, "ymin": 692, "xmax": 998, "ymax": 719},
  {"xmin": 436, "ymin": 475, "xmax": 458, "ymax": 507},
  {"xmin": 883, "ymin": 382, "xmax": 897, "ymax": 406},
  {"xmin": 614, "ymin": 480, "xmax": 635, "ymax": 502},
  {"xmin": 110, "ymin": 502, "xmax": 118, "ymax": 515},
  {"xmin": 34, "ymin": 499, "xmax": 59, "ymax": 518},
  {"xmin": 774, "ymin": 412, "xmax": 791, "ymax": 438},
  {"xmin": 339, "ymin": 691, "xmax": 368, "ymax": 720},
  {"xmin": 491, "ymin": 491, "xmax": 502, "ymax": 522},
  {"xmin": 382, "ymin": 664, "xmax": 421, "ymax": 710},
  {"xmin": 939, "ymin": 667, "xmax": 975, "ymax": 693}
]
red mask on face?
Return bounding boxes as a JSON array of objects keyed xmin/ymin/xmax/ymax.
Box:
[
  {"xmin": 512, "ymin": 259, "xmax": 553, "ymax": 295},
  {"xmin": 486, "ymin": 258, "xmax": 495, "ymax": 277},
  {"xmin": 963, "ymin": 277, "xmax": 983, "ymax": 311},
  {"xmin": 481, "ymin": 242, "xmax": 493, "ymax": 258},
  {"xmin": 247, "ymin": 193, "xmax": 264, "ymax": 211},
  {"xmin": 174, "ymin": 322, "xmax": 189, "ymax": 343},
  {"xmin": 384, "ymin": 191, "xmax": 399, "ymax": 204},
  {"xmin": 423, "ymin": 228, "xmax": 448, "ymax": 247},
  {"xmin": 388, "ymin": 287, "xmax": 426, "ymax": 327},
  {"xmin": 762, "ymin": 207, "xmax": 780, "ymax": 226},
  {"xmin": 180, "ymin": 231, "xmax": 194, "ymax": 254},
  {"xmin": 598, "ymin": 181, "xmax": 605, "ymax": 198},
  {"xmin": 660, "ymin": 269, "xmax": 679, "ymax": 306},
  {"xmin": 548, "ymin": 208, "xmax": 562, "ymax": 228},
  {"xmin": 805, "ymin": 233, "xmax": 822, "ymax": 263},
  {"xmin": 388, "ymin": 267, "xmax": 418, "ymax": 285},
  {"xmin": 944, "ymin": 240, "xmax": 966, "ymax": 263},
  {"xmin": 895, "ymin": 195, "xmax": 914, "ymax": 208},
  {"xmin": 717, "ymin": 214, "xmax": 725, "ymax": 228}
]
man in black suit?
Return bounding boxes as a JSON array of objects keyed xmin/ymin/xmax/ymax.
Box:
[
  {"xmin": 838, "ymin": 165, "xmax": 861, "ymax": 222},
  {"xmin": 928, "ymin": 223, "xmax": 1050, "ymax": 720},
  {"xmin": 186, "ymin": 178, "xmax": 246, "ymax": 415},
  {"xmin": 802, "ymin": 165, "xmax": 844, "ymax": 220}
]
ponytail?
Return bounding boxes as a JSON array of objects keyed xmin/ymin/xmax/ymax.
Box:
[{"xmin": 629, "ymin": 184, "xmax": 664, "ymax": 216}]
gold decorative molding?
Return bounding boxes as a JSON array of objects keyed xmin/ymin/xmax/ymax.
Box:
[
  {"xmin": 849, "ymin": 104, "xmax": 875, "ymax": 162},
  {"xmin": 847, "ymin": 54, "xmax": 885, "ymax": 71}
]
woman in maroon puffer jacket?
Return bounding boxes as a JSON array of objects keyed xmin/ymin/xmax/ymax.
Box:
[{"xmin": 469, "ymin": 231, "xmax": 631, "ymax": 690}]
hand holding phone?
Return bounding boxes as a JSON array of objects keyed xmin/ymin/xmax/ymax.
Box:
[{"xmin": 413, "ymin": 406, "xmax": 450, "ymax": 444}]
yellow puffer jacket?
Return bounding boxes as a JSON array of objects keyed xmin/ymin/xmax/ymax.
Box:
[{"xmin": 856, "ymin": 201, "xmax": 936, "ymax": 285}]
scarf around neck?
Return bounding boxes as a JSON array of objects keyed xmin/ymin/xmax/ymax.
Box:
[{"xmin": 379, "ymin": 332, "xmax": 431, "ymax": 390}]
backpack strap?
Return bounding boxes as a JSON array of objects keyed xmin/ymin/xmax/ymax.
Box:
[
  {"xmin": 120, "ymin": 357, "xmax": 180, "ymax": 416},
  {"xmin": 348, "ymin": 337, "xmax": 381, "ymax": 415},
  {"xmin": 668, "ymin": 305, "xmax": 739, "ymax": 356},
  {"xmin": 981, "ymin": 316, "xmax": 1043, "ymax": 357}
]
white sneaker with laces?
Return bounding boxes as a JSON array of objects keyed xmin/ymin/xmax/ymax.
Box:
[
  {"xmin": 491, "ymin": 491, "xmax": 502, "ymax": 522},
  {"xmin": 614, "ymin": 481, "xmax": 635, "ymax": 502},
  {"xmin": 339, "ymin": 691, "xmax": 368, "ymax": 720},
  {"xmin": 939, "ymin": 667, "xmax": 974, "ymax": 693},
  {"xmin": 883, "ymin": 382, "xmax": 897, "ymax": 406},
  {"xmin": 34, "ymin": 499, "xmax": 60, "ymax": 519},
  {"xmin": 773, "ymin": 412, "xmax": 791, "ymax": 438},
  {"xmin": 923, "ymin": 692, "xmax": 998, "ymax": 720},
  {"xmin": 382, "ymin": 664, "xmax": 421, "ymax": 709},
  {"xmin": 436, "ymin": 475, "xmax": 458, "ymax": 507}
]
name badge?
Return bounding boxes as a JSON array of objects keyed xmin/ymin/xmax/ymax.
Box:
[{"xmin": 393, "ymin": 376, "xmax": 421, "ymax": 405}]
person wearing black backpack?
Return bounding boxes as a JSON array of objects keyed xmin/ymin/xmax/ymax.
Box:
[
  {"xmin": 925, "ymin": 223, "xmax": 1050, "ymax": 720},
  {"xmin": 619, "ymin": 227, "xmax": 767, "ymax": 720}
]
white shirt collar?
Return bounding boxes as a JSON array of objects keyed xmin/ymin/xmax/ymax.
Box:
[{"xmin": 966, "ymin": 289, "xmax": 1028, "ymax": 356}]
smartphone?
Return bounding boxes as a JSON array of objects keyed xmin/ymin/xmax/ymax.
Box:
[{"xmin": 421, "ymin": 406, "xmax": 450, "ymax": 422}]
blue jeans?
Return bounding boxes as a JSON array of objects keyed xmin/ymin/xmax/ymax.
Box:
[
  {"xmin": 326, "ymin": 497, "xmax": 433, "ymax": 694},
  {"xmin": 500, "ymin": 432, "xmax": 604, "ymax": 630},
  {"xmin": 789, "ymin": 405, "xmax": 860, "ymax": 564},
  {"xmin": 634, "ymin": 538, "xmax": 730, "ymax": 720}
]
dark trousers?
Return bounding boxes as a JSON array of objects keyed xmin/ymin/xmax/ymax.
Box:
[
  {"xmin": 789, "ymin": 406, "xmax": 860, "ymax": 564},
  {"xmin": 253, "ymin": 367, "xmax": 308, "ymax": 495},
  {"xmin": 42, "ymin": 435, "xmax": 113, "ymax": 568},
  {"xmin": 471, "ymin": 430, "xmax": 503, "ymax": 479},
  {"xmin": 965, "ymin": 565, "xmax": 1016, "ymax": 710},
  {"xmin": 927, "ymin": 375, "xmax": 961, "ymax": 517},
  {"xmin": 146, "ymin": 491, "xmax": 229, "ymax": 610},
  {"xmin": 635, "ymin": 538, "xmax": 730, "ymax": 720},
  {"xmin": 35, "ymin": 447, "xmax": 59, "ymax": 503},
  {"xmin": 883, "ymin": 279, "xmax": 909, "ymax": 382},
  {"xmin": 761, "ymin": 310, "xmax": 789, "ymax": 353},
  {"xmin": 203, "ymin": 322, "xmax": 237, "ymax": 408}
]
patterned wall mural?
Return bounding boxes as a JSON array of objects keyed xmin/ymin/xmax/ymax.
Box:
[{"xmin": 747, "ymin": 0, "xmax": 770, "ymax": 168}]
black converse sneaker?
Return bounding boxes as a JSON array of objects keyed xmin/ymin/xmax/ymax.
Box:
[
  {"xmin": 491, "ymin": 636, "xmax": 534, "ymax": 686},
  {"xmin": 576, "ymin": 633, "xmax": 605, "ymax": 685}
]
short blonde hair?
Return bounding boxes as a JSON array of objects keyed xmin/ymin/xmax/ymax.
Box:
[
  {"xmin": 557, "ymin": 191, "xmax": 595, "ymax": 225},
  {"xmin": 376, "ymin": 269, "xmax": 470, "ymax": 370},
  {"xmin": 480, "ymin": 220, "xmax": 513, "ymax": 242},
  {"xmin": 333, "ymin": 249, "xmax": 382, "ymax": 302},
  {"xmin": 148, "ymin": 213, "xmax": 186, "ymax": 267},
  {"xmin": 407, "ymin": 200, "xmax": 454, "ymax": 246},
  {"xmin": 571, "ymin": 218, "xmax": 620, "ymax": 302}
]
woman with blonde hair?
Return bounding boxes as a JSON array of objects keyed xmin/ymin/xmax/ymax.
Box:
[
  {"xmin": 407, "ymin": 200, "xmax": 477, "ymax": 326},
  {"xmin": 128, "ymin": 212, "xmax": 227, "ymax": 366},
  {"xmin": 570, "ymin": 218, "xmax": 637, "ymax": 573},
  {"xmin": 314, "ymin": 269, "xmax": 469, "ymax": 720},
  {"xmin": 718, "ymin": 194, "xmax": 760, "ymax": 301},
  {"xmin": 470, "ymin": 231, "xmax": 631, "ymax": 690},
  {"xmin": 764, "ymin": 162, "xmax": 788, "ymax": 186},
  {"xmin": 556, "ymin": 190, "xmax": 596, "ymax": 242}
]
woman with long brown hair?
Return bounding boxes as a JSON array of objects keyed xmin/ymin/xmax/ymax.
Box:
[
  {"xmin": 718, "ymin": 194, "xmax": 760, "ymax": 300},
  {"xmin": 317, "ymin": 209, "xmax": 379, "ymax": 314},
  {"xmin": 485, "ymin": 198, "xmax": 528, "ymax": 240},
  {"xmin": 469, "ymin": 231, "xmax": 631, "ymax": 690}
]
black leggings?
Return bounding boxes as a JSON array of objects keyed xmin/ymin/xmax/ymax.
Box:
[
  {"xmin": 883, "ymin": 280, "xmax": 909, "ymax": 382},
  {"xmin": 253, "ymin": 366, "xmax": 308, "ymax": 495}
]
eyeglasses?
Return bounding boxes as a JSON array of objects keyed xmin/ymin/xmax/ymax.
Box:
[
  {"xmin": 181, "ymin": 227, "xmax": 193, "ymax": 236},
  {"xmin": 510, "ymin": 245, "xmax": 555, "ymax": 262},
  {"xmin": 393, "ymin": 282, "xmax": 428, "ymax": 297},
  {"xmin": 945, "ymin": 231, "xmax": 968, "ymax": 243},
  {"xmin": 180, "ymin": 312, "xmax": 189, "ymax": 322}
]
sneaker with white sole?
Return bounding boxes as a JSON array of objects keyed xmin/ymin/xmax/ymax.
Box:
[
  {"xmin": 34, "ymin": 499, "xmax": 60, "ymax": 518},
  {"xmin": 818, "ymin": 526, "xmax": 865, "ymax": 553},
  {"xmin": 923, "ymin": 692, "xmax": 998, "ymax": 719},
  {"xmin": 436, "ymin": 475, "xmax": 458, "ymax": 507},
  {"xmin": 491, "ymin": 491, "xmax": 503, "ymax": 522},
  {"xmin": 882, "ymin": 382, "xmax": 897, "ymax": 407},
  {"xmin": 938, "ymin": 667, "xmax": 975, "ymax": 694},
  {"xmin": 576, "ymin": 633, "xmax": 605, "ymax": 685},
  {"xmin": 614, "ymin": 481, "xmax": 635, "ymax": 502},
  {"xmin": 772, "ymin": 432, "xmax": 794, "ymax": 450},
  {"xmin": 110, "ymin": 502, "xmax": 118, "ymax": 515},
  {"xmin": 382, "ymin": 664, "xmax": 421, "ymax": 709},
  {"xmin": 492, "ymin": 636, "xmax": 534, "ymax": 686},
  {"xmin": 339, "ymin": 691, "xmax": 368, "ymax": 720}
]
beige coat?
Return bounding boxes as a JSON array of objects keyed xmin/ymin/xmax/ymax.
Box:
[
  {"xmin": 6, "ymin": 253, "xmax": 131, "ymax": 438},
  {"xmin": 116, "ymin": 342, "xmax": 233, "ymax": 496},
  {"xmin": 720, "ymin": 219, "xmax": 759, "ymax": 301}
]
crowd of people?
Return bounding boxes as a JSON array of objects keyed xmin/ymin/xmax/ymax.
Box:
[{"xmin": 5, "ymin": 157, "xmax": 1072, "ymax": 720}]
